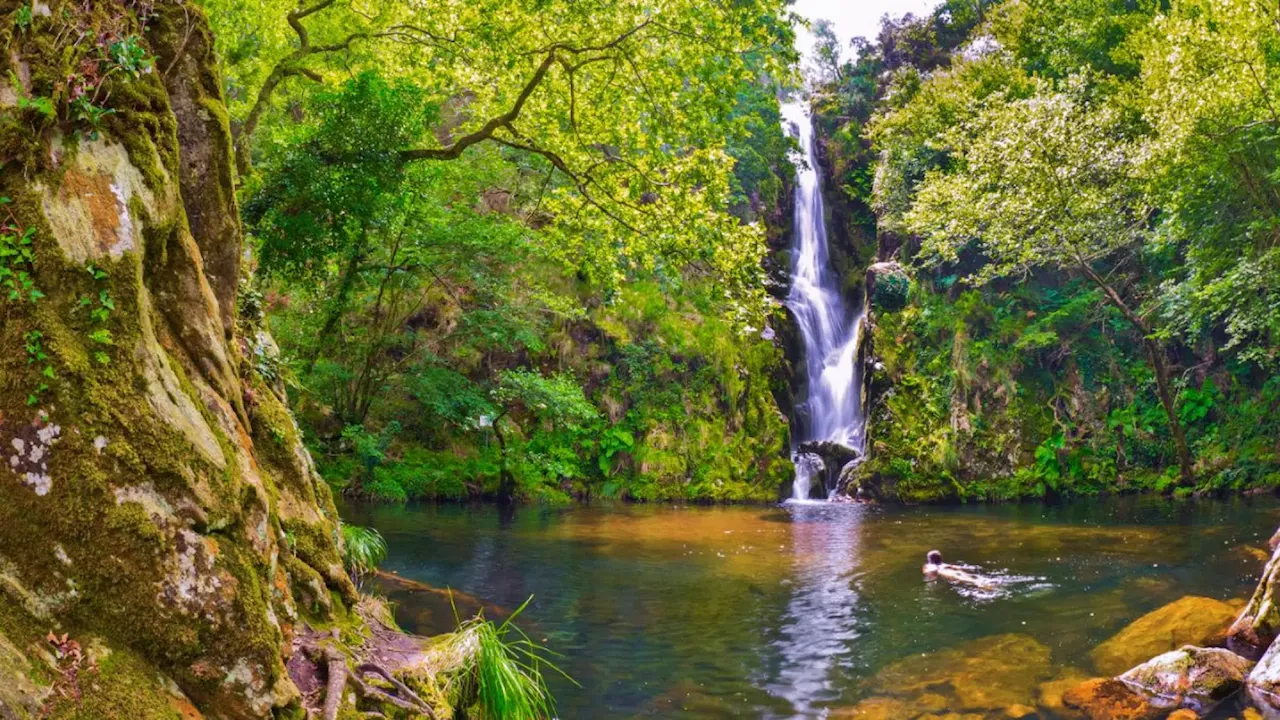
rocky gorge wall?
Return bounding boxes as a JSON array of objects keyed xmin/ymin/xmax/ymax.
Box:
[{"xmin": 0, "ymin": 1, "xmax": 354, "ymax": 716}]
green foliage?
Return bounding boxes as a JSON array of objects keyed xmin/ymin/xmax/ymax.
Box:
[
  {"xmin": 448, "ymin": 596, "xmax": 571, "ymax": 720},
  {"xmin": 339, "ymin": 523, "xmax": 387, "ymax": 588},
  {"xmin": 0, "ymin": 198, "xmax": 40, "ymax": 303},
  {"xmin": 106, "ymin": 35, "xmax": 152, "ymax": 77},
  {"xmin": 494, "ymin": 370, "xmax": 597, "ymax": 429},
  {"xmin": 22, "ymin": 330, "xmax": 50, "ymax": 406},
  {"xmin": 828, "ymin": 0, "xmax": 1279, "ymax": 502},
  {"xmin": 13, "ymin": 3, "xmax": 31, "ymax": 31},
  {"xmin": 227, "ymin": 0, "xmax": 799, "ymax": 505}
]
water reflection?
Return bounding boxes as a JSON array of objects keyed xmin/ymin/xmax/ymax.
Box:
[
  {"xmin": 766, "ymin": 502, "xmax": 867, "ymax": 716},
  {"xmin": 343, "ymin": 496, "xmax": 1280, "ymax": 719}
]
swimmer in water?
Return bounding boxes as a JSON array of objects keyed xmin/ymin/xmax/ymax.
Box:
[{"xmin": 923, "ymin": 550, "xmax": 997, "ymax": 590}]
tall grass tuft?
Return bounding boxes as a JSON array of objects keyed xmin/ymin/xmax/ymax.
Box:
[
  {"xmin": 448, "ymin": 596, "xmax": 572, "ymax": 719},
  {"xmin": 339, "ymin": 523, "xmax": 387, "ymax": 589}
]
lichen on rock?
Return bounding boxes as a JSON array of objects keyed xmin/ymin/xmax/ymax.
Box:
[
  {"xmin": 0, "ymin": 1, "xmax": 359, "ymax": 716},
  {"xmin": 1118, "ymin": 645, "xmax": 1252, "ymax": 712}
]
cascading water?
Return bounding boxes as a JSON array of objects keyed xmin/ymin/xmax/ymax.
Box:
[{"xmin": 782, "ymin": 101, "xmax": 868, "ymax": 501}]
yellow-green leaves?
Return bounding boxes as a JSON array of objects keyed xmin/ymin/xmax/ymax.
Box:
[{"xmin": 207, "ymin": 0, "xmax": 796, "ymax": 319}]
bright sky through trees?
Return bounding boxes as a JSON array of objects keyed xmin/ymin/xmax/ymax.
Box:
[{"xmin": 791, "ymin": 0, "xmax": 938, "ymax": 56}]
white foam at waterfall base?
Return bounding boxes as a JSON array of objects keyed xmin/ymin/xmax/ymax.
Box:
[
  {"xmin": 781, "ymin": 100, "xmax": 868, "ymax": 501},
  {"xmin": 789, "ymin": 453, "xmax": 825, "ymax": 503}
]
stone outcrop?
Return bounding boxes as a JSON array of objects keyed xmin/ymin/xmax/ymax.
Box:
[
  {"xmin": 0, "ymin": 1, "xmax": 353, "ymax": 716},
  {"xmin": 1090, "ymin": 596, "xmax": 1240, "ymax": 676}
]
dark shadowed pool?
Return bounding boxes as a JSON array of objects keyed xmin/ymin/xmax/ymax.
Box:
[{"xmin": 341, "ymin": 496, "xmax": 1280, "ymax": 719}]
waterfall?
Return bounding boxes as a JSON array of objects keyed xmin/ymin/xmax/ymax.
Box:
[{"xmin": 782, "ymin": 101, "xmax": 868, "ymax": 501}]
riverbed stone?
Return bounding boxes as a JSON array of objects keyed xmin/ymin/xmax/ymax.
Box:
[
  {"xmin": 830, "ymin": 696, "xmax": 918, "ymax": 719},
  {"xmin": 1090, "ymin": 597, "xmax": 1240, "ymax": 676},
  {"xmin": 1062, "ymin": 678, "xmax": 1162, "ymax": 720},
  {"xmin": 1038, "ymin": 668, "xmax": 1092, "ymax": 714},
  {"xmin": 1166, "ymin": 710, "xmax": 1198, "ymax": 720},
  {"xmin": 1118, "ymin": 646, "xmax": 1252, "ymax": 710},
  {"xmin": 863, "ymin": 634, "xmax": 1053, "ymax": 712}
]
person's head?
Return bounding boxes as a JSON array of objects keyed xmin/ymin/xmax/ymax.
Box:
[{"xmin": 926, "ymin": 550, "xmax": 943, "ymax": 566}]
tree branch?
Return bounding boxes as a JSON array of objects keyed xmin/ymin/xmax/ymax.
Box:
[{"xmin": 398, "ymin": 21, "xmax": 653, "ymax": 162}]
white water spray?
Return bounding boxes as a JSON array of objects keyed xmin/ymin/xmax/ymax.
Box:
[{"xmin": 782, "ymin": 101, "xmax": 868, "ymax": 501}]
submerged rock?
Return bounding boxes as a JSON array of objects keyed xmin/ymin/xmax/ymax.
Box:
[
  {"xmin": 1090, "ymin": 596, "xmax": 1240, "ymax": 676},
  {"xmin": 1118, "ymin": 645, "xmax": 1252, "ymax": 710},
  {"xmin": 1062, "ymin": 678, "xmax": 1162, "ymax": 720},
  {"xmin": 859, "ymin": 634, "xmax": 1053, "ymax": 713},
  {"xmin": 1037, "ymin": 668, "xmax": 1093, "ymax": 714}
]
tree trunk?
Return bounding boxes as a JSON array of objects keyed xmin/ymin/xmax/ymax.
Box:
[
  {"xmin": 1143, "ymin": 338, "xmax": 1195, "ymax": 487},
  {"xmin": 1077, "ymin": 262, "xmax": 1195, "ymax": 487},
  {"xmin": 492, "ymin": 415, "xmax": 517, "ymax": 502},
  {"xmin": 306, "ymin": 242, "xmax": 367, "ymax": 374},
  {"xmin": 0, "ymin": 2, "xmax": 354, "ymax": 716}
]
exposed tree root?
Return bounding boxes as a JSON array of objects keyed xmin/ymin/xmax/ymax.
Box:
[
  {"xmin": 349, "ymin": 663, "xmax": 437, "ymax": 718},
  {"xmin": 321, "ymin": 648, "xmax": 347, "ymax": 720},
  {"xmin": 300, "ymin": 632, "xmax": 440, "ymax": 719}
]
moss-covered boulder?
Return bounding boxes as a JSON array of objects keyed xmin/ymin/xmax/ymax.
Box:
[
  {"xmin": 0, "ymin": 1, "xmax": 353, "ymax": 716},
  {"xmin": 1118, "ymin": 646, "xmax": 1252, "ymax": 711},
  {"xmin": 1090, "ymin": 597, "xmax": 1240, "ymax": 676}
]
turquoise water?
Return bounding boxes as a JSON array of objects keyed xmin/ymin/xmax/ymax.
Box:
[{"xmin": 343, "ymin": 497, "xmax": 1280, "ymax": 718}]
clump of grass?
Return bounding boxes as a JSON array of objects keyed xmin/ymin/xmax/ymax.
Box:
[
  {"xmin": 446, "ymin": 596, "xmax": 573, "ymax": 720},
  {"xmin": 340, "ymin": 523, "xmax": 387, "ymax": 589}
]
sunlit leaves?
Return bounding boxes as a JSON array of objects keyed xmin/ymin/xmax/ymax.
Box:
[
  {"xmin": 898, "ymin": 71, "xmax": 1146, "ymax": 283},
  {"xmin": 207, "ymin": 0, "xmax": 797, "ymax": 316}
]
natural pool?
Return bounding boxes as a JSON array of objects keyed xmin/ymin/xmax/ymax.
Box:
[{"xmin": 341, "ymin": 496, "xmax": 1280, "ymax": 719}]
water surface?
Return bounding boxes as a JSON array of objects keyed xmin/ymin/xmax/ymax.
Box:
[{"xmin": 343, "ymin": 497, "xmax": 1280, "ymax": 718}]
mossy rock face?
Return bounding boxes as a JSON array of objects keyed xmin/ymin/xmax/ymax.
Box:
[
  {"xmin": 1089, "ymin": 596, "xmax": 1240, "ymax": 676},
  {"xmin": 0, "ymin": 1, "xmax": 350, "ymax": 716},
  {"xmin": 0, "ymin": 629, "xmax": 48, "ymax": 717}
]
